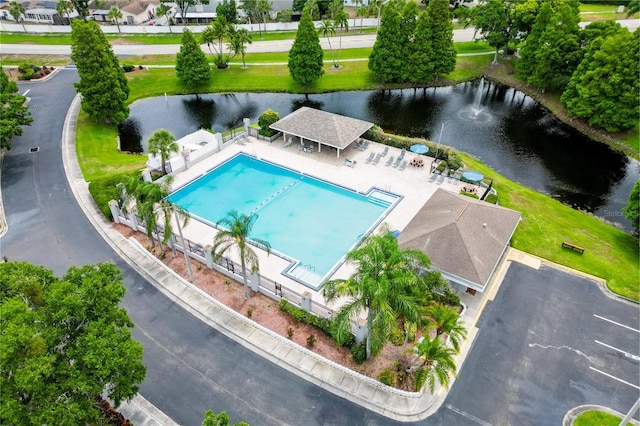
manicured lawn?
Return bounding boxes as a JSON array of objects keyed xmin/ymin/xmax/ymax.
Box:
[
  {"xmin": 75, "ymin": 112, "xmax": 146, "ymax": 182},
  {"xmin": 0, "ymin": 54, "xmax": 71, "ymax": 66},
  {"xmin": 574, "ymin": 410, "xmax": 631, "ymax": 426},
  {"xmin": 125, "ymin": 56, "xmax": 487, "ymax": 102},
  {"xmin": 461, "ymin": 154, "xmax": 639, "ymax": 301}
]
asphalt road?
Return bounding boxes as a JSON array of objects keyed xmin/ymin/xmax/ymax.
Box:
[{"xmin": 2, "ymin": 70, "xmax": 638, "ymax": 426}]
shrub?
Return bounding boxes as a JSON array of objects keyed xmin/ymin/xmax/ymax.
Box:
[
  {"xmin": 122, "ymin": 64, "xmax": 134, "ymax": 72},
  {"xmin": 436, "ymin": 161, "xmax": 447, "ymax": 174},
  {"xmin": 246, "ymin": 308, "xmax": 253, "ymax": 318},
  {"xmin": 437, "ymin": 287, "xmax": 461, "ymax": 308},
  {"xmin": 287, "ymin": 327, "xmax": 294, "ymax": 339},
  {"xmin": 350, "ymin": 341, "xmax": 367, "ymax": 364},
  {"xmin": 484, "ymin": 194, "xmax": 498, "ymax": 204},
  {"xmin": 306, "ymin": 334, "xmax": 316, "ymax": 347},
  {"xmin": 278, "ymin": 299, "xmax": 354, "ymax": 347},
  {"xmin": 88, "ymin": 173, "xmax": 135, "ymax": 220},
  {"xmin": 258, "ymin": 109, "xmax": 279, "ymax": 137},
  {"xmin": 389, "ymin": 327, "xmax": 404, "ymax": 346},
  {"xmin": 403, "ymin": 322, "xmax": 417, "ymax": 342},
  {"xmin": 18, "ymin": 63, "xmax": 32, "ymax": 74},
  {"xmin": 460, "ymin": 191, "xmax": 479, "ymax": 199},
  {"xmin": 378, "ymin": 369, "xmax": 396, "ymax": 387},
  {"xmin": 448, "ymin": 151, "xmax": 464, "ymax": 171}
]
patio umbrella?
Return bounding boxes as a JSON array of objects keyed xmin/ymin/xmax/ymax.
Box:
[
  {"xmin": 410, "ymin": 144, "xmax": 429, "ymax": 155},
  {"xmin": 462, "ymin": 170, "xmax": 484, "ymax": 182}
]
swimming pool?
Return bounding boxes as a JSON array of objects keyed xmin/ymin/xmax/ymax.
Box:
[{"xmin": 168, "ymin": 154, "xmax": 400, "ymax": 289}]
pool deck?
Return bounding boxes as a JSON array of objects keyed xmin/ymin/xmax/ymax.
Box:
[{"xmin": 169, "ymin": 135, "xmax": 468, "ymax": 305}]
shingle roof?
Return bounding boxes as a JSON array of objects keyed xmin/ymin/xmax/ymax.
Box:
[
  {"xmin": 398, "ymin": 188, "xmax": 521, "ymax": 291},
  {"xmin": 269, "ymin": 107, "xmax": 373, "ymax": 150}
]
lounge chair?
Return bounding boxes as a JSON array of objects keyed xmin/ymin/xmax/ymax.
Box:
[
  {"xmin": 381, "ymin": 146, "xmax": 389, "ymax": 157},
  {"xmin": 385, "ymin": 155, "xmax": 394, "ymax": 166},
  {"xmin": 398, "ymin": 148, "xmax": 406, "ymax": 160},
  {"xmin": 344, "ymin": 158, "xmax": 357, "ymax": 167},
  {"xmin": 372, "ymin": 153, "xmax": 382, "ymax": 165},
  {"xmin": 393, "ymin": 157, "xmax": 402, "ymax": 168},
  {"xmin": 283, "ymin": 138, "xmax": 293, "ymax": 148},
  {"xmin": 365, "ymin": 152, "xmax": 375, "ymax": 164},
  {"xmin": 399, "ymin": 160, "xmax": 408, "ymax": 170}
]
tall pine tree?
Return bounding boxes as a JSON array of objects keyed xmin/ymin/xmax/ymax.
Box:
[
  {"xmin": 368, "ymin": 0, "xmax": 405, "ymax": 83},
  {"xmin": 426, "ymin": 0, "xmax": 456, "ymax": 79},
  {"xmin": 288, "ymin": 7, "xmax": 324, "ymax": 87},
  {"xmin": 561, "ymin": 28, "xmax": 639, "ymax": 132},
  {"xmin": 70, "ymin": 20, "xmax": 129, "ymax": 125},
  {"xmin": 176, "ymin": 29, "xmax": 211, "ymax": 93},
  {"xmin": 527, "ymin": 1, "xmax": 582, "ymax": 91},
  {"xmin": 516, "ymin": 1, "xmax": 553, "ymax": 80},
  {"xmin": 407, "ymin": 10, "xmax": 434, "ymax": 84}
]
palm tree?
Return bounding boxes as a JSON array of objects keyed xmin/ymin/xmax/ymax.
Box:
[
  {"xmin": 56, "ymin": 0, "xmax": 73, "ymax": 24},
  {"xmin": 334, "ymin": 11, "xmax": 348, "ymax": 67},
  {"xmin": 318, "ymin": 19, "xmax": 337, "ymax": 68},
  {"xmin": 411, "ymin": 335, "xmax": 457, "ymax": 393},
  {"xmin": 212, "ymin": 210, "xmax": 271, "ymax": 300},
  {"xmin": 147, "ymin": 129, "xmax": 179, "ymax": 176},
  {"xmin": 201, "ymin": 16, "xmax": 233, "ymax": 68},
  {"xmin": 156, "ymin": 3, "xmax": 173, "ymax": 33},
  {"xmin": 356, "ymin": 5, "xmax": 369, "ymax": 34},
  {"xmin": 256, "ymin": 0, "xmax": 271, "ymax": 39},
  {"xmin": 229, "ymin": 28, "xmax": 252, "ymax": 69},
  {"xmin": 8, "ymin": 1, "xmax": 26, "ymax": 32},
  {"xmin": 107, "ymin": 6, "xmax": 122, "ymax": 33},
  {"xmin": 323, "ymin": 228, "xmax": 428, "ymax": 360},
  {"xmin": 425, "ymin": 303, "xmax": 467, "ymax": 353}
]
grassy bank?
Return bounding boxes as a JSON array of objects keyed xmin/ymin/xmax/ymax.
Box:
[{"xmin": 460, "ymin": 154, "xmax": 639, "ymax": 300}]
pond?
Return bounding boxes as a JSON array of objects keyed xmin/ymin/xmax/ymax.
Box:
[{"xmin": 120, "ymin": 80, "xmax": 638, "ymax": 231}]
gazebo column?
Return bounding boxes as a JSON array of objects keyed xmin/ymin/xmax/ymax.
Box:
[
  {"xmin": 317, "ymin": 142, "xmax": 321, "ymax": 153},
  {"xmin": 336, "ymin": 148, "xmax": 340, "ymax": 158}
]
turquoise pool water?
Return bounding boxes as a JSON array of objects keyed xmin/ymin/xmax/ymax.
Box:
[{"xmin": 168, "ymin": 154, "xmax": 399, "ymax": 288}]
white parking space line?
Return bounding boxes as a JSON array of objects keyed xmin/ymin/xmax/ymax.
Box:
[
  {"xmin": 22, "ymin": 89, "xmax": 30, "ymax": 96},
  {"xmin": 446, "ymin": 404, "xmax": 493, "ymax": 426},
  {"xmin": 594, "ymin": 314, "xmax": 640, "ymax": 333},
  {"xmin": 595, "ymin": 340, "xmax": 640, "ymax": 361},
  {"xmin": 590, "ymin": 367, "xmax": 640, "ymax": 390}
]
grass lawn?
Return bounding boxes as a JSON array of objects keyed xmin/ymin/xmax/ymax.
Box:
[
  {"xmin": 75, "ymin": 112, "xmax": 146, "ymax": 182},
  {"xmin": 574, "ymin": 410, "xmax": 631, "ymax": 426},
  {"xmin": 0, "ymin": 54, "xmax": 72, "ymax": 66},
  {"xmin": 461, "ymin": 154, "xmax": 639, "ymax": 301}
]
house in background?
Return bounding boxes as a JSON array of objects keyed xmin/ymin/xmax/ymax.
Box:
[
  {"xmin": 0, "ymin": 0, "xmax": 78, "ymax": 24},
  {"xmin": 88, "ymin": 0, "xmax": 159, "ymax": 24}
]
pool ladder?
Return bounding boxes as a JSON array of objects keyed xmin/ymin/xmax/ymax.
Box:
[{"xmin": 250, "ymin": 178, "xmax": 302, "ymax": 216}]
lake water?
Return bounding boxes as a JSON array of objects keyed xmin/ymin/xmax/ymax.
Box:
[{"xmin": 120, "ymin": 81, "xmax": 638, "ymax": 231}]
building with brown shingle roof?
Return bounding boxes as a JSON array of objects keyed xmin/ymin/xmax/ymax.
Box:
[{"xmin": 398, "ymin": 188, "xmax": 521, "ymax": 293}]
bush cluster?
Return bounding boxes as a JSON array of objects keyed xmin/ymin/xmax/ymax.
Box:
[
  {"xmin": 350, "ymin": 341, "xmax": 367, "ymax": 364},
  {"xmin": 88, "ymin": 173, "xmax": 134, "ymax": 220},
  {"xmin": 17, "ymin": 64, "xmax": 51, "ymax": 80},
  {"xmin": 378, "ymin": 369, "xmax": 396, "ymax": 387},
  {"xmin": 278, "ymin": 299, "xmax": 355, "ymax": 347},
  {"xmin": 257, "ymin": 109, "xmax": 279, "ymax": 137}
]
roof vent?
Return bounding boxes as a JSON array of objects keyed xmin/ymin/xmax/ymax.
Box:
[
  {"xmin": 29, "ymin": 147, "xmax": 39, "ymax": 153},
  {"xmin": 482, "ymin": 223, "xmax": 487, "ymax": 228}
]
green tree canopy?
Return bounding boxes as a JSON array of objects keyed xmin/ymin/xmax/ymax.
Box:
[
  {"xmin": 70, "ymin": 20, "xmax": 130, "ymax": 125},
  {"xmin": 201, "ymin": 16, "xmax": 235, "ymax": 68},
  {"xmin": 0, "ymin": 261, "xmax": 146, "ymax": 424},
  {"xmin": 407, "ymin": 10, "xmax": 434, "ymax": 84},
  {"xmin": 561, "ymin": 27, "xmax": 639, "ymax": 132},
  {"xmin": 523, "ymin": 0, "xmax": 582, "ymax": 91},
  {"xmin": 0, "ymin": 71, "xmax": 33, "ymax": 150},
  {"xmin": 425, "ymin": 0, "xmax": 456, "ymax": 79},
  {"xmin": 288, "ymin": 7, "xmax": 324, "ymax": 87},
  {"xmin": 368, "ymin": 0, "xmax": 405, "ymax": 83},
  {"xmin": 323, "ymin": 228, "xmax": 430, "ymax": 359},
  {"xmin": 471, "ymin": 0, "xmax": 517, "ymax": 64},
  {"xmin": 8, "ymin": 1, "xmax": 26, "ymax": 32},
  {"xmin": 216, "ymin": 0, "xmax": 237, "ymax": 23},
  {"xmin": 622, "ymin": 181, "xmax": 640, "ymax": 235},
  {"xmin": 412, "ymin": 335, "xmax": 457, "ymax": 393},
  {"xmin": 202, "ymin": 408, "xmax": 249, "ymax": 426},
  {"xmin": 176, "ymin": 29, "xmax": 212, "ymax": 93},
  {"xmin": 147, "ymin": 129, "xmax": 178, "ymax": 176}
]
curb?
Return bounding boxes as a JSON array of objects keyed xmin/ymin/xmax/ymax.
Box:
[{"xmin": 563, "ymin": 405, "xmax": 640, "ymax": 426}]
